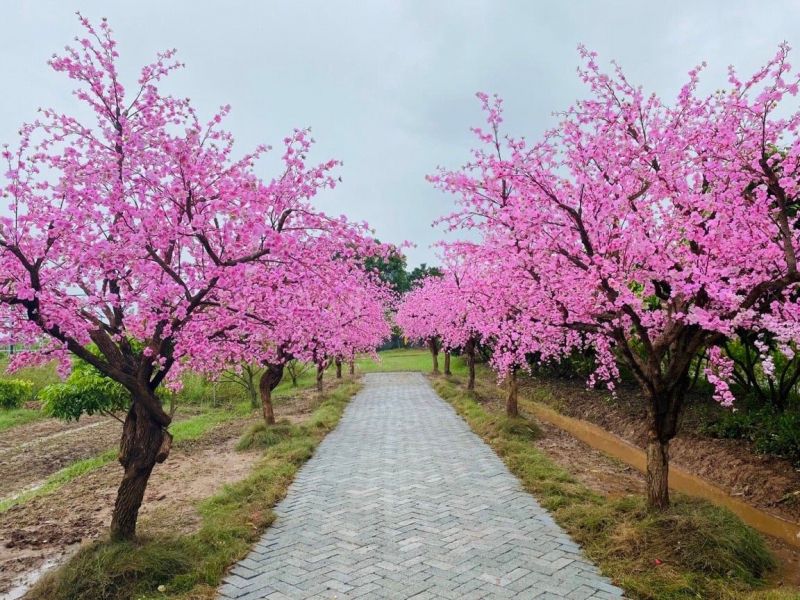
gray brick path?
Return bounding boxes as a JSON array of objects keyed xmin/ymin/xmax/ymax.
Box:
[{"xmin": 218, "ymin": 372, "xmax": 624, "ymax": 599}]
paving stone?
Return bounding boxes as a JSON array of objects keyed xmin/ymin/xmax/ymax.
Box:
[{"xmin": 218, "ymin": 372, "xmax": 624, "ymax": 599}]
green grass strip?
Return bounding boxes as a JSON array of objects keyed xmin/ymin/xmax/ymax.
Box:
[{"xmin": 0, "ymin": 407, "xmax": 46, "ymax": 432}]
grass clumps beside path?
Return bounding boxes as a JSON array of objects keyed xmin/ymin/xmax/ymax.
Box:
[
  {"xmin": 29, "ymin": 379, "xmax": 361, "ymax": 600},
  {"xmin": 432, "ymin": 375, "xmax": 778, "ymax": 600}
]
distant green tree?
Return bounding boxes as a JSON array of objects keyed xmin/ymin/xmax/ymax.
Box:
[
  {"xmin": 365, "ymin": 245, "xmax": 410, "ymax": 294},
  {"xmin": 408, "ymin": 263, "xmax": 443, "ymax": 288}
]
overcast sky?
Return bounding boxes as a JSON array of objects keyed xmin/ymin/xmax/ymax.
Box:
[{"xmin": 2, "ymin": 1, "xmax": 798, "ymax": 267}]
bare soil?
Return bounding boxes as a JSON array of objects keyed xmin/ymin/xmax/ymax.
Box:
[
  {"xmin": 0, "ymin": 386, "xmax": 329, "ymax": 597},
  {"xmin": 521, "ymin": 377, "xmax": 800, "ymax": 524},
  {"xmin": 0, "ymin": 416, "xmax": 120, "ymax": 499},
  {"xmin": 0, "ymin": 417, "xmax": 259, "ymax": 596}
]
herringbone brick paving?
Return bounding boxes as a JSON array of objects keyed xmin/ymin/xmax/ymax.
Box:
[{"xmin": 218, "ymin": 372, "xmax": 624, "ymax": 599}]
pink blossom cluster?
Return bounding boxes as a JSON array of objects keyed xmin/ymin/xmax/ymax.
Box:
[
  {"xmin": 0, "ymin": 16, "xmax": 391, "ymax": 398},
  {"xmin": 424, "ymin": 46, "xmax": 800, "ymax": 403}
]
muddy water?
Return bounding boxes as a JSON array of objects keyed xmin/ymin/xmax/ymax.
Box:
[{"xmin": 526, "ymin": 401, "xmax": 800, "ymax": 548}]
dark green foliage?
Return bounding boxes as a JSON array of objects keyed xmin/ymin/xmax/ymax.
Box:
[
  {"xmin": 365, "ymin": 243, "xmax": 443, "ymax": 295},
  {"xmin": 407, "ymin": 263, "xmax": 442, "ymax": 288},
  {"xmin": 365, "ymin": 246, "xmax": 410, "ymax": 294},
  {"xmin": 705, "ymin": 405, "xmax": 800, "ymax": 466},
  {"xmin": 0, "ymin": 378, "xmax": 34, "ymax": 409},
  {"xmin": 725, "ymin": 334, "xmax": 800, "ymax": 411}
]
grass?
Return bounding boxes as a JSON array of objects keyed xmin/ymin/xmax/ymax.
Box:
[
  {"xmin": 236, "ymin": 421, "xmax": 297, "ymax": 451},
  {"xmin": 0, "ymin": 401, "xmax": 252, "ymax": 513},
  {"xmin": 355, "ymin": 346, "xmax": 467, "ymax": 374},
  {"xmin": 432, "ymin": 373, "xmax": 778, "ymax": 600},
  {"xmin": 0, "ymin": 407, "xmax": 44, "ymax": 432},
  {"xmin": 0, "ymin": 356, "xmax": 60, "ymax": 394},
  {"xmin": 28, "ymin": 379, "xmax": 362, "ymax": 600},
  {"xmin": 0, "ymin": 357, "xmax": 57, "ymax": 431}
]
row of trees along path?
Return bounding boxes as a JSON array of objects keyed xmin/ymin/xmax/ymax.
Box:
[
  {"xmin": 398, "ymin": 45, "xmax": 800, "ymax": 510},
  {"xmin": 0, "ymin": 17, "xmax": 391, "ymax": 541}
]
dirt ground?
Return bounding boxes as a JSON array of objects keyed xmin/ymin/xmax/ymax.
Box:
[
  {"xmin": 521, "ymin": 377, "xmax": 800, "ymax": 524},
  {"xmin": 0, "ymin": 416, "xmax": 120, "ymax": 500},
  {"xmin": 0, "ymin": 389, "xmax": 324, "ymax": 598}
]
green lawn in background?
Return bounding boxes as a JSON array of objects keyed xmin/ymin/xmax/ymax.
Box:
[{"xmin": 356, "ymin": 347, "xmax": 467, "ymax": 375}]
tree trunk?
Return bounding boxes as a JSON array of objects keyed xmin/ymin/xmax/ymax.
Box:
[
  {"xmin": 349, "ymin": 359, "xmax": 355, "ymax": 376},
  {"xmin": 259, "ymin": 363, "xmax": 284, "ymax": 426},
  {"xmin": 428, "ymin": 338, "xmax": 440, "ymax": 374},
  {"xmin": 506, "ymin": 368, "xmax": 519, "ymax": 417},
  {"xmin": 110, "ymin": 397, "xmax": 172, "ymax": 541},
  {"xmin": 444, "ymin": 350, "xmax": 452, "ymax": 375},
  {"xmin": 641, "ymin": 378, "xmax": 689, "ymax": 510},
  {"xmin": 316, "ymin": 362, "xmax": 325, "ymax": 392},
  {"xmin": 465, "ymin": 337, "xmax": 476, "ymax": 390},
  {"xmin": 335, "ymin": 357, "xmax": 343, "ymax": 379},
  {"xmin": 646, "ymin": 433, "xmax": 670, "ymax": 509}
]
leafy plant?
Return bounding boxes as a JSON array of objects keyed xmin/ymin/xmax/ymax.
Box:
[
  {"xmin": 40, "ymin": 360, "xmax": 130, "ymax": 421},
  {"xmin": 704, "ymin": 405, "xmax": 800, "ymax": 467}
]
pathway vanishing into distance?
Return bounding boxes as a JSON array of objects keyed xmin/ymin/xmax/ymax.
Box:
[{"xmin": 218, "ymin": 372, "xmax": 624, "ymax": 600}]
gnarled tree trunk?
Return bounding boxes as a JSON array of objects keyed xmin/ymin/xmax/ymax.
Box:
[
  {"xmin": 506, "ymin": 368, "xmax": 519, "ymax": 417},
  {"xmin": 428, "ymin": 337, "xmax": 440, "ymax": 374},
  {"xmin": 349, "ymin": 359, "xmax": 355, "ymax": 376},
  {"xmin": 110, "ymin": 393, "xmax": 172, "ymax": 541},
  {"xmin": 259, "ymin": 362, "xmax": 285, "ymax": 426},
  {"xmin": 465, "ymin": 337, "xmax": 477, "ymax": 390},
  {"xmin": 443, "ymin": 350, "xmax": 452, "ymax": 375},
  {"xmin": 335, "ymin": 357, "xmax": 343, "ymax": 379}
]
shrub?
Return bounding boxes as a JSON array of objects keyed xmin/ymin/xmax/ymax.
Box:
[
  {"xmin": 39, "ymin": 362, "xmax": 129, "ymax": 421},
  {"xmin": 704, "ymin": 406, "xmax": 800, "ymax": 467},
  {"xmin": 0, "ymin": 378, "xmax": 34, "ymax": 409}
]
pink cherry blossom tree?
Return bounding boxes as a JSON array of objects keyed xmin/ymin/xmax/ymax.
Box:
[
  {"xmin": 0, "ymin": 17, "xmax": 351, "ymax": 539},
  {"xmin": 433, "ymin": 47, "xmax": 800, "ymax": 509},
  {"xmin": 182, "ymin": 252, "xmax": 391, "ymax": 424},
  {"xmin": 395, "ymin": 280, "xmax": 444, "ymax": 374}
]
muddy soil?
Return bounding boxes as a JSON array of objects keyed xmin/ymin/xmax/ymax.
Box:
[
  {"xmin": 0, "ymin": 404, "xmax": 215, "ymax": 501},
  {"xmin": 0, "ymin": 386, "xmax": 328, "ymax": 597},
  {"xmin": 0, "ymin": 417, "xmax": 121, "ymax": 499},
  {"xmin": 0, "ymin": 417, "xmax": 260, "ymax": 596},
  {"xmin": 520, "ymin": 377, "xmax": 800, "ymax": 524}
]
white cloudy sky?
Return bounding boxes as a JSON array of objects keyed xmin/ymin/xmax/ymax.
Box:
[{"xmin": 1, "ymin": 1, "xmax": 798, "ymax": 266}]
